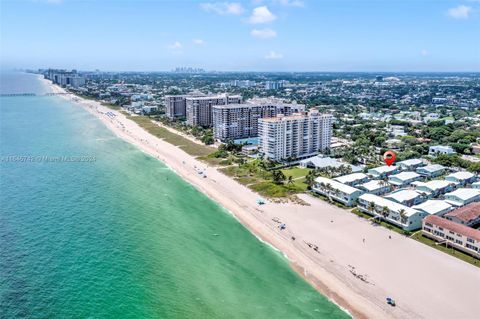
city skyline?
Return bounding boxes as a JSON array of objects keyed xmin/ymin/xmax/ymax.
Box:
[{"xmin": 1, "ymin": 0, "xmax": 479, "ymax": 72}]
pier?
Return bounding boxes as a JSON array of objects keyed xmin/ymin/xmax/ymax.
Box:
[{"xmin": 0, "ymin": 92, "xmax": 73, "ymax": 97}]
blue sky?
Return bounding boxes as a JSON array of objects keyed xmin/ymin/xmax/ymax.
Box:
[{"xmin": 1, "ymin": 0, "xmax": 479, "ymax": 71}]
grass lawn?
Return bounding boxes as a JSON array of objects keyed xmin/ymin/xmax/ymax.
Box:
[
  {"xmin": 126, "ymin": 115, "xmax": 214, "ymax": 158},
  {"xmin": 292, "ymin": 177, "xmax": 308, "ymax": 191},
  {"xmin": 281, "ymin": 167, "xmax": 311, "ymax": 179},
  {"xmin": 101, "ymin": 102, "xmax": 121, "ymax": 110},
  {"xmin": 376, "ymin": 220, "xmax": 411, "ymax": 236},
  {"xmin": 411, "ymin": 232, "xmax": 479, "ymax": 268},
  {"xmin": 351, "ymin": 208, "xmax": 372, "ymax": 219},
  {"xmin": 235, "ymin": 176, "xmax": 260, "ymax": 186},
  {"xmin": 219, "ymin": 164, "xmax": 307, "ymax": 198},
  {"xmin": 249, "ymin": 180, "xmax": 305, "ymax": 198}
]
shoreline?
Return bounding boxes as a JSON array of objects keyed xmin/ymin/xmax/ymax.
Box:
[{"xmin": 41, "ymin": 76, "xmax": 480, "ymax": 319}]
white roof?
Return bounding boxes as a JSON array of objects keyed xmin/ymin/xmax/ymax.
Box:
[
  {"xmin": 445, "ymin": 171, "xmax": 475, "ymax": 181},
  {"xmin": 445, "ymin": 188, "xmax": 480, "ymax": 201},
  {"xmin": 385, "ymin": 190, "xmax": 422, "ymax": 203},
  {"xmin": 359, "ymin": 180, "xmax": 387, "ymax": 191},
  {"xmin": 359, "ymin": 193, "xmax": 419, "ymax": 217},
  {"xmin": 314, "ymin": 177, "xmax": 362, "ymax": 195},
  {"xmin": 300, "ymin": 156, "xmax": 362, "ymax": 172},
  {"xmin": 417, "ymin": 164, "xmax": 445, "ymax": 173},
  {"xmin": 334, "ymin": 173, "xmax": 368, "ymax": 184},
  {"xmin": 369, "ymin": 165, "xmax": 398, "ymax": 174},
  {"xmin": 412, "ymin": 200, "xmax": 452, "ymax": 215},
  {"xmin": 398, "ymin": 158, "xmax": 423, "ymax": 166},
  {"xmin": 389, "ymin": 171, "xmax": 421, "ymax": 182},
  {"xmin": 415, "ymin": 180, "xmax": 452, "ymax": 192}
]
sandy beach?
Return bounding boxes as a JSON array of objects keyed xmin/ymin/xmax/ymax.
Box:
[{"xmin": 43, "ymin": 78, "xmax": 480, "ymax": 319}]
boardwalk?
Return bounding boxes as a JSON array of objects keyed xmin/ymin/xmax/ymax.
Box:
[{"xmin": 0, "ymin": 92, "xmax": 72, "ymax": 97}]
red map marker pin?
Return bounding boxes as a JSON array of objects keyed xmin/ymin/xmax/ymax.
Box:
[{"xmin": 383, "ymin": 151, "xmax": 396, "ymax": 166}]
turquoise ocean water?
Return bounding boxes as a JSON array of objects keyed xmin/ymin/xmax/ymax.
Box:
[{"xmin": 0, "ymin": 73, "xmax": 350, "ymax": 319}]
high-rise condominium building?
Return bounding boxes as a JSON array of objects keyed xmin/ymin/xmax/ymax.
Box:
[
  {"xmin": 265, "ymin": 81, "xmax": 284, "ymax": 90},
  {"xmin": 164, "ymin": 92, "xmax": 205, "ymax": 119},
  {"xmin": 212, "ymin": 98, "xmax": 305, "ymax": 141},
  {"xmin": 258, "ymin": 110, "xmax": 333, "ymax": 162},
  {"xmin": 186, "ymin": 94, "xmax": 242, "ymax": 127}
]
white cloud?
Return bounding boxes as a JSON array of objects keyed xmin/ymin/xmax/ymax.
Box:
[
  {"xmin": 168, "ymin": 41, "xmax": 183, "ymax": 52},
  {"xmin": 251, "ymin": 28, "xmax": 277, "ymax": 39},
  {"xmin": 447, "ymin": 5, "xmax": 472, "ymax": 19},
  {"xmin": 249, "ymin": 6, "xmax": 276, "ymax": 24},
  {"xmin": 274, "ymin": 0, "xmax": 304, "ymax": 7},
  {"xmin": 193, "ymin": 39, "xmax": 205, "ymax": 45},
  {"xmin": 200, "ymin": 2, "xmax": 244, "ymax": 15},
  {"xmin": 421, "ymin": 49, "xmax": 429, "ymax": 56},
  {"xmin": 33, "ymin": 0, "xmax": 63, "ymax": 3},
  {"xmin": 265, "ymin": 51, "xmax": 283, "ymax": 59},
  {"xmin": 168, "ymin": 41, "xmax": 182, "ymax": 50}
]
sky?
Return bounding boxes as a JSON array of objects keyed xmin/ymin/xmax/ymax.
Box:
[{"xmin": 1, "ymin": 0, "xmax": 479, "ymax": 72}]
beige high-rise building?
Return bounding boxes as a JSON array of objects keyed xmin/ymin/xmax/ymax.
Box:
[
  {"xmin": 164, "ymin": 92, "xmax": 205, "ymax": 119},
  {"xmin": 258, "ymin": 110, "xmax": 333, "ymax": 161},
  {"xmin": 186, "ymin": 94, "xmax": 242, "ymax": 127},
  {"xmin": 212, "ymin": 99, "xmax": 305, "ymax": 141}
]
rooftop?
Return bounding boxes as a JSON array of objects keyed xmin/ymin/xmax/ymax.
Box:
[
  {"xmin": 445, "ymin": 171, "xmax": 475, "ymax": 181},
  {"xmin": 417, "ymin": 164, "xmax": 445, "ymax": 173},
  {"xmin": 389, "ymin": 171, "xmax": 421, "ymax": 181},
  {"xmin": 359, "ymin": 180, "xmax": 387, "ymax": 191},
  {"xmin": 314, "ymin": 176, "xmax": 362, "ymax": 195},
  {"xmin": 424, "ymin": 215, "xmax": 480, "ymax": 242},
  {"xmin": 398, "ymin": 158, "xmax": 423, "ymax": 166},
  {"xmin": 359, "ymin": 193, "xmax": 418, "ymax": 216},
  {"xmin": 444, "ymin": 203, "xmax": 480, "ymax": 223},
  {"xmin": 385, "ymin": 189, "xmax": 422, "ymax": 203},
  {"xmin": 334, "ymin": 173, "xmax": 368, "ymax": 184},
  {"xmin": 300, "ymin": 156, "xmax": 362, "ymax": 172},
  {"xmin": 368, "ymin": 165, "xmax": 398, "ymax": 174},
  {"xmin": 445, "ymin": 188, "xmax": 480, "ymax": 201},
  {"xmin": 415, "ymin": 180, "xmax": 452, "ymax": 192},
  {"xmin": 412, "ymin": 200, "xmax": 452, "ymax": 215}
]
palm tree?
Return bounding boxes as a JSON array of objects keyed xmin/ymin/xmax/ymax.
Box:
[
  {"xmin": 272, "ymin": 170, "xmax": 286, "ymax": 185},
  {"xmin": 287, "ymin": 175, "xmax": 294, "ymax": 185},
  {"xmin": 318, "ymin": 181, "xmax": 325, "ymax": 191},
  {"xmin": 381, "ymin": 206, "xmax": 389, "ymax": 219},
  {"xmin": 368, "ymin": 201, "xmax": 376, "ymax": 215},
  {"xmin": 333, "ymin": 188, "xmax": 341, "ymax": 200},
  {"xmin": 305, "ymin": 171, "xmax": 315, "ymax": 189},
  {"xmin": 325, "ymin": 183, "xmax": 333, "ymax": 202},
  {"xmin": 399, "ymin": 209, "xmax": 407, "ymax": 224}
]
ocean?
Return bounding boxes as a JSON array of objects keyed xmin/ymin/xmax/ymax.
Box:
[{"xmin": 0, "ymin": 72, "xmax": 350, "ymax": 319}]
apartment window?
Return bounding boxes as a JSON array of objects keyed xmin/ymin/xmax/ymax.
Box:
[
  {"xmin": 467, "ymin": 238, "xmax": 475, "ymax": 243},
  {"xmin": 465, "ymin": 244, "xmax": 477, "ymax": 251}
]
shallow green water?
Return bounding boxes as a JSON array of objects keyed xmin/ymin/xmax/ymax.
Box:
[{"xmin": 0, "ymin": 73, "xmax": 350, "ymax": 319}]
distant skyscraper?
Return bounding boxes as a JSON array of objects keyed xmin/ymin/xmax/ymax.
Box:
[
  {"xmin": 259, "ymin": 110, "xmax": 333, "ymax": 161},
  {"xmin": 44, "ymin": 69, "xmax": 86, "ymax": 88},
  {"xmin": 264, "ymin": 81, "xmax": 284, "ymax": 90}
]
